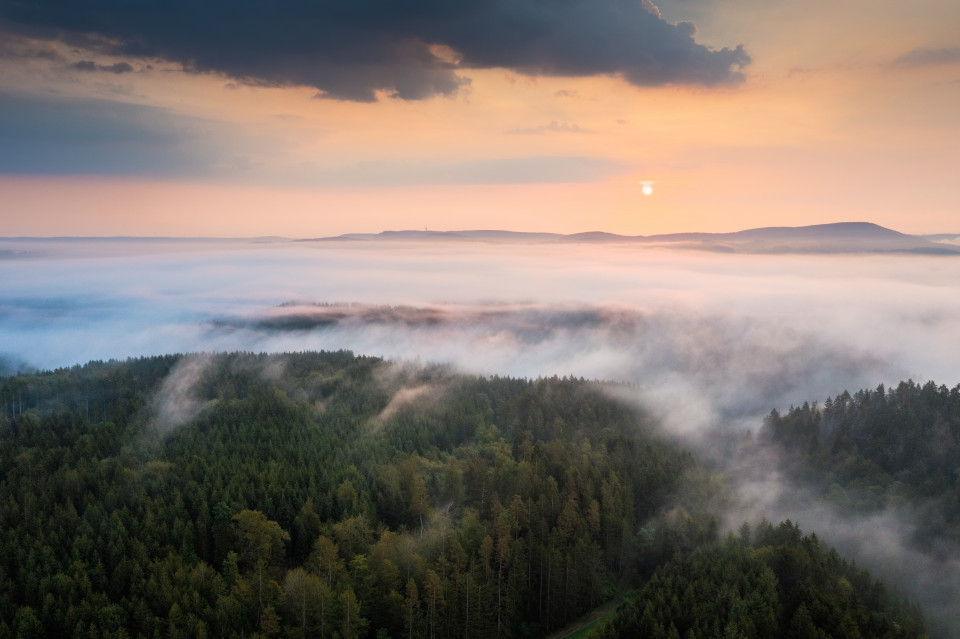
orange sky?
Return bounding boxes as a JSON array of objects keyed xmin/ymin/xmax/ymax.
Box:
[{"xmin": 0, "ymin": 0, "xmax": 958, "ymax": 236}]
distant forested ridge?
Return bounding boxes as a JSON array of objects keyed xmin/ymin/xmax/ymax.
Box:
[{"xmin": 0, "ymin": 353, "xmax": 929, "ymax": 638}]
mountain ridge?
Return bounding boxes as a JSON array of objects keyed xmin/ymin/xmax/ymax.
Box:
[
  {"xmin": 299, "ymin": 222, "xmax": 960, "ymax": 255},
  {"xmin": 4, "ymin": 223, "xmax": 959, "ymax": 255}
]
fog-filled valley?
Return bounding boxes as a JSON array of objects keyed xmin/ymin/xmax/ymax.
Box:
[
  {"xmin": 3, "ymin": 237, "xmax": 960, "ymax": 637},
  {"xmin": 5, "ymin": 238, "xmax": 959, "ymax": 389}
]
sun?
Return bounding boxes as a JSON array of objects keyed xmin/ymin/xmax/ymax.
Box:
[{"xmin": 638, "ymin": 180, "xmax": 656, "ymax": 196}]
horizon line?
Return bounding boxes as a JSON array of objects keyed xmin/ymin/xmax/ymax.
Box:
[{"xmin": 5, "ymin": 221, "xmax": 960, "ymax": 241}]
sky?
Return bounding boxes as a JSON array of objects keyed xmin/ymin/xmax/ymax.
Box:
[{"xmin": 1, "ymin": 0, "xmax": 958, "ymax": 237}]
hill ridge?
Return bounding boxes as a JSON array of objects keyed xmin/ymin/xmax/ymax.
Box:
[{"xmin": 296, "ymin": 222, "xmax": 959, "ymax": 255}]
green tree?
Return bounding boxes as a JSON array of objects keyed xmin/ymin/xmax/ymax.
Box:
[{"xmin": 230, "ymin": 510, "xmax": 290, "ymax": 570}]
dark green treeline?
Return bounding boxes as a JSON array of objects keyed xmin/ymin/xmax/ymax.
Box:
[
  {"xmin": 761, "ymin": 380, "xmax": 960, "ymax": 550},
  {"xmin": 591, "ymin": 520, "xmax": 926, "ymax": 639},
  {"xmin": 0, "ymin": 351, "xmax": 689, "ymax": 638},
  {"xmin": 0, "ymin": 352, "xmax": 930, "ymax": 638}
]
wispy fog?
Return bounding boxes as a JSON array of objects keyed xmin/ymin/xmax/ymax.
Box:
[
  {"xmin": 4, "ymin": 237, "xmax": 960, "ymax": 631},
  {"xmin": 724, "ymin": 439, "xmax": 960, "ymax": 637}
]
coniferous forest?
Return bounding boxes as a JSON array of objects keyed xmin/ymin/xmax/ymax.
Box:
[
  {"xmin": 761, "ymin": 381, "xmax": 960, "ymax": 566},
  {"xmin": 0, "ymin": 352, "xmax": 933, "ymax": 638}
]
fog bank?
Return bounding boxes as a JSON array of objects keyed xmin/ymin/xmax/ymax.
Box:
[{"xmin": 3, "ymin": 239, "xmax": 958, "ymax": 413}]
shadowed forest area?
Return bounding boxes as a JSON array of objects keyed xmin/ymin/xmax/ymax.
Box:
[
  {"xmin": 761, "ymin": 381, "xmax": 960, "ymax": 550},
  {"xmin": 0, "ymin": 352, "xmax": 933, "ymax": 638}
]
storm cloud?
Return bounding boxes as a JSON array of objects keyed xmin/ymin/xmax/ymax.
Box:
[
  {"xmin": 0, "ymin": 0, "xmax": 750, "ymax": 101},
  {"xmin": 71, "ymin": 59, "xmax": 135, "ymax": 73}
]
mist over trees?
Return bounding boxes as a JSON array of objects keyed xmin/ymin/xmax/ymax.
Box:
[
  {"xmin": 0, "ymin": 352, "xmax": 933, "ymax": 638},
  {"xmin": 593, "ymin": 520, "xmax": 926, "ymax": 639},
  {"xmin": 757, "ymin": 381, "xmax": 960, "ymax": 636},
  {"xmin": 762, "ymin": 380, "xmax": 960, "ymax": 546}
]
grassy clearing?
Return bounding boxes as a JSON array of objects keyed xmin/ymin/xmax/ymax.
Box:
[{"xmin": 546, "ymin": 596, "xmax": 625, "ymax": 639}]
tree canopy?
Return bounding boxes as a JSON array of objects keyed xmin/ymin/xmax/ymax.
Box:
[{"xmin": 0, "ymin": 352, "xmax": 932, "ymax": 638}]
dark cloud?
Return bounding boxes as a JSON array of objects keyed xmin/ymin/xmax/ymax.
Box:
[
  {"xmin": 104, "ymin": 60, "xmax": 134, "ymax": 73},
  {"xmin": 0, "ymin": 30, "xmax": 63, "ymax": 60},
  {"xmin": 0, "ymin": 0, "xmax": 750, "ymax": 101},
  {"xmin": 891, "ymin": 47, "xmax": 960, "ymax": 68},
  {"xmin": 71, "ymin": 59, "xmax": 135, "ymax": 73},
  {"xmin": 0, "ymin": 91, "xmax": 229, "ymax": 176}
]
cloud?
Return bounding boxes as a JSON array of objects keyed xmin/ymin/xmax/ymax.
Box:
[
  {"xmin": 150, "ymin": 354, "xmax": 215, "ymax": 433},
  {"xmin": 0, "ymin": 0, "xmax": 750, "ymax": 101},
  {"xmin": 4, "ymin": 238, "xmax": 958, "ymax": 421},
  {"xmin": 0, "ymin": 90, "xmax": 622, "ymax": 183},
  {"xmin": 301, "ymin": 155, "xmax": 623, "ymax": 186},
  {"xmin": 213, "ymin": 300, "xmax": 895, "ymax": 439},
  {"xmin": 371, "ymin": 384, "xmax": 440, "ymax": 427},
  {"xmin": 0, "ymin": 91, "xmax": 248, "ymax": 177},
  {"xmin": 641, "ymin": 0, "xmax": 663, "ymax": 19},
  {"xmin": 890, "ymin": 47, "xmax": 960, "ymax": 68},
  {"xmin": 0, "ymin": 353, "xmax": 35, "ymax": 376},
  {"xmin": 71, "ymin": 60, "xmax": 135, "ymax": 73},
  {"xmin": 506, "ymin": 121, "xmax": 592, "ymax": 135},
  {"xmin": 0, "ymin": 31, "xmax": 63, "ymax": 60}
]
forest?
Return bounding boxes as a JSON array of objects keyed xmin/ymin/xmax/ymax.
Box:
[
  {"xmin": 761, "ymin": 381, "xmax": 960, "ymax": 549},
  {"xmin": 0, "ymin": 351, "xmax": 931, "ymax": 638}
]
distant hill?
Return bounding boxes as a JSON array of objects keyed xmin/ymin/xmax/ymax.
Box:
[
  {"xmin": 301, "ymin": 229, "xmax": 564, "ymax": 243},
  {"xmin": 6, "ymin": 223, "xmax": 958, "ymax": 255},
  {"xmin": 640, "ymin": 222, "xmax": 958, "ymax": 254},
  {"xmin": 303, "ymin": 222, "xmax": 960, "ymax": 255}
]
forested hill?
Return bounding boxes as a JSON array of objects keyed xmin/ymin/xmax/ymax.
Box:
[
  {"xmin": 0, "ymin": 353, "xmax": 929, "ymax": 638},
  {"xmin": 592, "ymin": 520, "xmax": 927, "ymax": 639},
  {"xmin": 761, "ymin": 380, "xmax": 960, "ymax": 549}
]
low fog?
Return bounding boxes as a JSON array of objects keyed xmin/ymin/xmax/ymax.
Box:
[
  {"xmin": 4, "ymin": 239, "xmax": 958, "ymax": 394},
  {"xmin": 724, "ymin": 438, "xmax": 960, "ymax": 637},
  {"xmin": 4, "ymin": 237, "xmax": 960, "ymax": 633}
]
